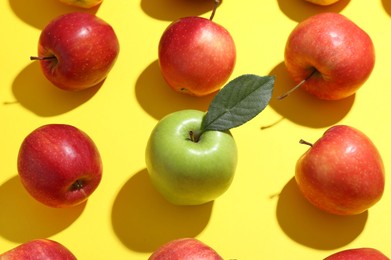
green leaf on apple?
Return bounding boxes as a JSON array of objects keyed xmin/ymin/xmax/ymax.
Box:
[{"xmin": 202, "ymin": 74, "xmax": 275, "ymax": 132}]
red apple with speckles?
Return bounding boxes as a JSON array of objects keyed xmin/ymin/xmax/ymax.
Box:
[
  {"xmin": 149, "ymin": 238, "xmax": 223, "ymax": 260},
  {"xmin": 0, "ymin": 239, "xmax": 77, "ymax": 260},
  {"xmin": 295, "ymin": 125, "xmax": 385, "ymax": 215},
  {"xmin": 31, "ymin": 12, "xmax": 119, "ymax": 91},
  {"xmin": 283, "ymin": 12, "xmax": 375, "ymax": 100},
  {"xmin": 324, "ymin": 248, "xmax": 389, "ymax": 260},
  {"xmin": 17, "ymin": 124, "xmax": 102, "ymax": 208},
  {"xmin": 158, "ymin": 16, "xmax": 236, "ymax": 96}
]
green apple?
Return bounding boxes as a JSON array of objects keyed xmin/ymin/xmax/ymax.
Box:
[
  {"xmin": 145, "ymin": 74, "xmax": 274, "ymax": 206},
  {"xmin": 145, "ymin": 110, "xmax": 238, "ymax": 205}
]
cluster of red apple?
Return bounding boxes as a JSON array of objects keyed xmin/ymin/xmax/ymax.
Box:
[{"xmin": 1, "ymin": 0, "xmax": 389, "ymax": 259}]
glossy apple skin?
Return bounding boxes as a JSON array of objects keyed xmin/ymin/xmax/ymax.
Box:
[
  {"xmin": 295, "ymin": 125, "xmax": 385, "ymax": 215},
  {"xmin": 0, "ymin": 239, "xmax": 77, "ymax": 260},
  {"xmin": 145, "ymin": 110, "xmax": 238, "ymax": 205},
  {"xmin": 305, "ymin": 0, "xmax": 340, "ymax": 5},
  {"xmin": 158, "ymin": 17, "xmax": 236, "ymax": 96},
  {"xmin": 324, "ymin": 248, "xmax": 389, "ymax": 260},
  {"xmin": 17, "ymin": 124, "xmax": 103, "ymax": 208},
  {"xmin": 284, "ymin": 12, "xmax": 375, "ymax": 100},
  {"xmin": 149, "ymin": 238, "xmax": 223, "ymax": 260},
  {"xmin": 36, "ymin": 12, "xmax": 119, "ymax": 91},
  {"xmin": 59, "ymin": 0, "xmax": 103, "ymax": 8}
]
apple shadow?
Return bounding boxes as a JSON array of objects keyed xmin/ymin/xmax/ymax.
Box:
[
  {"xmin": 135, "ymin": 60, "xmax": 217, "ymax": 120},
  {"xmin": 276, "ymin": 177, "xmax": 368, "ymax": 249},
  {"xmin": 0, "ymin": 175, "xmax": 85, "ymax": 243},
  {"xmin": 268, "ymin": 62, "xmax": 355, "ymax": 128},
  {"xmin": 12, "ymin": 62, "xmax": 101, "ymax": 117},
  {"xmin": 111, "ymin": 169, "xmax": 214, "ymax": 252},
  {"xmin": 140, "ymin": 0, "xmax": 220, "ymax": 21},
  {"xmin": 8, "ymin": 0, "xmax": 100, "ymax": 30},
  {"xmin": 276, "ymin": 0, "xmax": 351, "ymax": 22},
  {"xmin": 382, "ymin": 0, "xmax": 391, "ymax": 17}
]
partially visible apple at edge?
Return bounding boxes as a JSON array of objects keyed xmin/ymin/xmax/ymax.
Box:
[
  {"xmin": 149, "ymin": 238, "xmax": 223, "ymax": 260},
  {"xmin": 0, "ymin": 239, "xmax": 77, "ymax": 260},
  {"xmin": 324, "ymin": 247, "xmax": 389, "ymax": 260}
]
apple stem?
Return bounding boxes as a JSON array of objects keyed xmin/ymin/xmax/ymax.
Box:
[
  {"xmin": 30, "ymin": 56, "xmax": 56, "ymax": 61},
  {"xmin": 299, "ymin": 139, "xmax": 313, "ymax": 147},
  {"xmin": 260, "ymin": 117, "xmax": 285, "ymax": 130},
  {"xmin": 276, "ymin": 68, "xmax": 317, "ymax": 100},
  {"xmin": 3, "ymin": 100, "xmax": 19, "ymax": 105},
  {"xmin": 209, "ymin": 0, "xmax": 221, "ymax": 20},
  {"xmin": 189, "ymin": 130, "xmax": 204, "ymax": 143}
]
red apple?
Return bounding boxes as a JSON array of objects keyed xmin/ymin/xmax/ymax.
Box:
[
  {"xmin": 149, "ymin": 238, "xmax": 223, "ymax": 260},
  {"xmin": 158, "ymin": 16, "xmax": 236, "ymax": 96},
  {"xmin": 0, "ymin": 239, "xmax": 77, "ymax": 260},
  {"xmin": 295, "ymin": 125, "xmax": 385, "ymax": 215},
  {"xmin": 283, "ymin": 12, "xmax": 375, "ymax": 100},
  {"xmin": 31, "ymin": 12, "xmax": 120, "ymax": 91},
  {"xmin": 17, "ymin": 124, "xmax": 102, "ymax": 208},
  {"xmin": 324, "ymin": 248, "xmax": 389, "ymax": 260}
]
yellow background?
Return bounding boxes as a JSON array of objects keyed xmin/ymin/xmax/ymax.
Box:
[{"xmin": 1, "ymin": 0, "xmax": 391, "ymax": 259}]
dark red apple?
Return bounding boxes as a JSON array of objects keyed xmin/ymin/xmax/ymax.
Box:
[
  {"xmin": 324, "ymin": 248, "xmax": 389, "ymax": 260},
  {"xmin": 17, "ymin": 124, "xmax": 102, "ymax": 208},
  {"xmin": 31, "ymin": 12, "xmax": 120, "ymax": 91},
  {"xmin": 0, "ymin": 239, "xmax": 77, "ymax": 260},
  {"xmin": 158, "ymin": 16, "xmax": 236, "ymax": 96},
  {"xmin": 149, "ymin": 238, "xmax": 223, "ymax": 260},
  {"xmin": 296, "ymin": 125, "xmax": 385, "ymax": 215}
]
